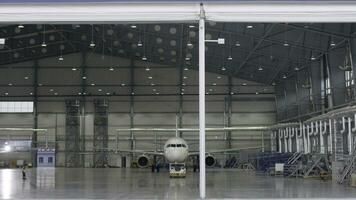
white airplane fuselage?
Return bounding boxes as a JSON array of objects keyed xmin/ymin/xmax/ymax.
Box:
[{"xmin": 163, "ymin": 137, "xmax": 189, "ymax": 163}]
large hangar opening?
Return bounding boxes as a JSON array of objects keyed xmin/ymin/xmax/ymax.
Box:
[{"xmin": 0, "ymin": 2, "xmax": 356, "ymax": 199}]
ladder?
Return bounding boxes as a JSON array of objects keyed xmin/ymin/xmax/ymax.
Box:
[{"xmin": 337, "ymin": 143, "xmax": 356, "ymax": 184}]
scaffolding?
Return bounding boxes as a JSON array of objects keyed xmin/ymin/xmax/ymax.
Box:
[
  {"xmin": 93, "ymin": 99, "xmax": 109, "ymax": 168},
  {"xmin": 65, "ymin": 100, "xmax": 81, "ymax": 167}
]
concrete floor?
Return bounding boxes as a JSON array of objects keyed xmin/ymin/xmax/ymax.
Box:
[{"xmin": 0, "ymin": 168, "xmax": 355, "ymax": 199}]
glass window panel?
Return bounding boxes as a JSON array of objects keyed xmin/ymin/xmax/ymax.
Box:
[{"xmin": 0, "ymin": 101, "xmax": 33, "ymax": 113}]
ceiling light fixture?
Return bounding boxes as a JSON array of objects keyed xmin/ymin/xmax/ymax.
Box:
[
  {"xmin": 131, "ymin": 25, "xmax": 137, "ymax": 29},
  {"xmin": 227, "ymin": 56, "xmax": 232, "ymax": 61},
  {"xmin": 145, "ymin": 66, "xmax": 150, "ymax": 71},
  {"xmin": 41, "ymin": 24, "xmax": 46, "ymax": 47},
  {"xmin": 330, "ymin": 40, "xmax": 336, "ymax": 47},
  {"xmin": 18, "ymin": 25, "xmax": 24, "ymax": 29},
  {"xmin": 90, "ymin": 24, "xmax": 95, "ymax": 47},
  {"xmin": 72, "ymin": 67, "xmax": 77, "ymax": 71},
  {"xmin": 109, "ymin": 67, "xmax": 114, "ymax": 71},
  {"xmin": 58, "ymin": 56, "xmax": 64, "ymax": 61},
  {"xmin": 282, "ymin": 74, "xmax": 287, "ymax": 79},
  {"xmin": 235, "ymin": 41, "xmax": 241, "ymax": 47},
  {"xmin": 258, "ymin": 66, "xmax": 263, "ymax": 71},
  {"xmin": 246, "ymin": 25, "xmax": 253, "ymax": 29},
  {"xmin": 148, "ymin": 76, "xmax": 153, "ymax": 79},
  {"xmin": 283, "ymin": 42, "xmax": 289, "ymax": 47},
  {"xmin": 221, "ymin": 66, "xmax": 226, "ymax": 71},
  {"xmin": 311, "ymin": 55, "xmax": 316, "ymax": 61},
  {"xmin": 142, "ymin": 57, "xmax": 147, "ymax": 61}
]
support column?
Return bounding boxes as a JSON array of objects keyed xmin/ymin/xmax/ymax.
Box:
[
  {"xmin": 348, "ymin": 116, "xmax": 352, "ymax": 155},
  {"xmin": 278, "ymin": 129, "xmax": 282, "ymax": 153},
  {"xmin": 130, "ymin": 58, "xmax": 135, "ymax": 160},
  {"xmin": 178, "ymin": 24, "xmax": 184, "ymax": 138},
  {"xmin": 32, "ymin": 60, "xmax": 39, "ymax": 167},
  {"xmin": 80, "ymin": 52, "xmax": 87, "ymax": 167},
  {"xmin": 93, "ymin": 99, "xmax": 109, "ymax": 167},
  {"xmin": 65, "ymin": 99, "xmax": 81, "ymax": 167},
  {"xmin": 199, "ymin": 6, "xmax": 206, "ymax": 199}
]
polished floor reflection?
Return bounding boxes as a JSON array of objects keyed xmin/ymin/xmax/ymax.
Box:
[{"xmin": 0, "ymin": 168, "xmax": 355, "ymax": 199}]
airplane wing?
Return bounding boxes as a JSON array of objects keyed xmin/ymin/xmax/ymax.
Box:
[
  {"xmin": 188, "ymin": 146, "xmax": 262, "ymax": 156},
  {"xmin": 91, "ymin": 147, "xmax": 164, "ymax": 156},
  {"xmin": 113, "ymin": 149, "xmax": 164, "ymax": 156}
]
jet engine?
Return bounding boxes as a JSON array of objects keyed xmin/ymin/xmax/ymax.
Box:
[
  {"xmin": 205, "ymin": 155, "xmax": 216, "ymax": 167},
  {"xmin": 137, "ymin": 155, "xmax": 150, "ymax": 168}
]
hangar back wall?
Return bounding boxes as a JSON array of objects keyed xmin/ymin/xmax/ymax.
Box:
[{"xmin": 0, "ymin": 53, "xmax": 275, "ymax": 167}]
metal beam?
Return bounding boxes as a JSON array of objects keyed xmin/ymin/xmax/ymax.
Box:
[
  {"xmin": 268, "ymin": 31, "xmax": 306, "ymax": 84},
  {"xmin": 233, "ymin": 24, "xmax": 276, "ymax": 75}
]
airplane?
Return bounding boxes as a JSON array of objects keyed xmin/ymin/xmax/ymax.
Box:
[{"xmin": 108, "ymin": 127, "xmax": 265, "ymax": 177}]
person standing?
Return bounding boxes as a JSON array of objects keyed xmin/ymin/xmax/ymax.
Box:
[{"xmin": 22, "ymin": 166, "xmax": 26, "ymax": 180}]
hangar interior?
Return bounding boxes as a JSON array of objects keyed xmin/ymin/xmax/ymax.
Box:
[{"xmin": 1, "ymin": 22, "xmax": 356, "ymax": 198}]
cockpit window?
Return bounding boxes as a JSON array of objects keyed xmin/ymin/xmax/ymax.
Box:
[{"xmin": 166, "ymin": 143, "xmax": 186, "ymax": 148}]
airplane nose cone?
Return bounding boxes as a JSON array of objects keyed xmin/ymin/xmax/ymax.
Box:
[{"xmin": 165, "ymin": 149, "xmax": 187, "ymax": 163}]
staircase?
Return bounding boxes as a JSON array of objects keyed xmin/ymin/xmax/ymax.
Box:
[
  {"xmin": 283, "ymin": 152, "xmax": 303, "ymax": 177},
  {"xmin": 337, "ymin": 143, "xmax": 356, "ymax": 184},
  {"xmin": 285, "ymin": 152, "xmax": 303, "ymax": 165}
]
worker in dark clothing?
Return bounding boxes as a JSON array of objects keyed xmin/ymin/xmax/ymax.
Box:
[{"xmin": 22, "ymin": 166, "xmax": 26, "ymax": 180}]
